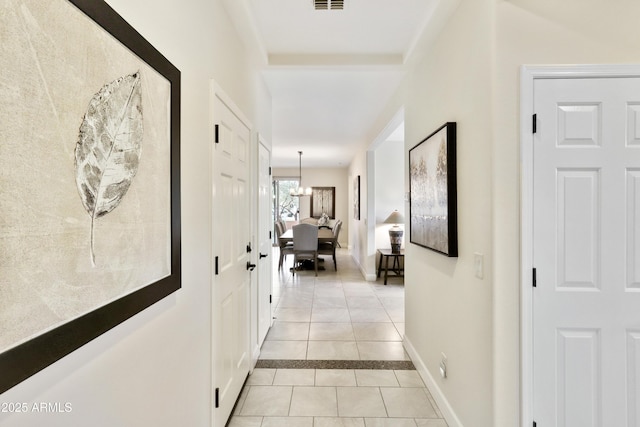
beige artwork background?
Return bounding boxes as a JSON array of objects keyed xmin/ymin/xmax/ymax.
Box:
[
  {"xmin": 409, "ymin": 126, "xmax": 449, "ymax": 253},
  {"xmin": 0, "ymin": 0, "xmax": 172, "ymax": 353}
]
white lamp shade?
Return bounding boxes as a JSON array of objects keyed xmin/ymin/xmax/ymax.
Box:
[{"xmin": 383, "ymin": 210, "xmax": 404, "ymax": 225}]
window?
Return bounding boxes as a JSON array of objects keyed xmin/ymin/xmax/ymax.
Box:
[{"xmin": 273, "ymin": 178, "xmax": 300, "ymax": 225}]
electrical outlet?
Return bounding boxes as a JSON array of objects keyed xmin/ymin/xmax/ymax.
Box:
[
  {"xmin": 474, "ymin": 252, "xmax": 484, "ymax": 279},
  {"xmin": 439, "ymin": 353, "xmax": 447, "ymax": 379}
]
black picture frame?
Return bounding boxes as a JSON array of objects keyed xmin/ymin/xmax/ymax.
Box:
[
  {"xmin": 0, "ymin": 0, "xmax": 181, "ymax": 394},
  {"xmin": 409, "ymin": 122, "xmax": 457, "ymax": 257},
  {"xmin": 353, "ymin": 175, "xmax": 361, "ymax": 220}
]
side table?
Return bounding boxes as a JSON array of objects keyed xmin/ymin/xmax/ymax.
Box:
[{"xmin": 377, "ymin": 248, "xmax": 405, "ymax": 285}]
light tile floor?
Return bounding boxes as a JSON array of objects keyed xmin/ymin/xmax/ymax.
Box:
[{"xmin": 228, "ymin": 248, "xmax": 448, "ymax": 427}]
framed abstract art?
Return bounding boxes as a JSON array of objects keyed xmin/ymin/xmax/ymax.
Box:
[
  {"xmin": 409, "ymin": 122, "xmax": 457, "ymax": 257},
  {"xmin": 311, "ymin": 187, "xmax": 336, "ymax": 219},
  {"xmin": 353, "ymin": 175, "xmax": 361, "ymax": 220}
]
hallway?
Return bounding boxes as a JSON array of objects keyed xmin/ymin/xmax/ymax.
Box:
[{"xmin": 228, "ymin": 249, "xmax": 448, "ymax": 426}]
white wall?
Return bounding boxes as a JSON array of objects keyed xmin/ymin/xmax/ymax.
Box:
[
  {"xmin": 348, "ymin": 151, "xmax": 371, "ymax": 277},
  {"xmin": 357, "ymin": 1, "xmax": 640, "ymax": 427},
  {"xmin": 402, "ymin": 1, "xmax": 494, "ymax": 426},
  {"xmin": 493, "ymin": 2, "xmax": 640, "ymax": 425},
  {"xmin": 0, "ymin": 1, "xmax": 271, "ymax": 426},
  {"xmin": 273, "ymin": 167, "xmax": 349, "ymax": 247},
  {"xmin": 374, "ymin": 140, "xmax": 405, "ymax": 250}
]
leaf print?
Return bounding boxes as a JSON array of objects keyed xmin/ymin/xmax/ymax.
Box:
[{"xmin": 75, "ymin": 72, "xmax": 143, "ymax": 266}]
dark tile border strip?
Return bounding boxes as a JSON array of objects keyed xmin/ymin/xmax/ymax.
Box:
[{"xmin": 255, "ymin": 359, "xmax": 415, "ymax": 370}]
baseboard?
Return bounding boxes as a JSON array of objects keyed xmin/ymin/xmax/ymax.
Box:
[
  {"xmin": 251, "ymin": 344, "xmax": 261, "ymax": 371},
  {"xmin": 403, "ymin": 335, "xmax": 464, "ymax": 427},
  {"xmin": 349, "ymin": 252, "xmax": 377, "ymax": 281},
  {"xmin": 350, "ymin": 252, "xmax": 364, "ymax": 275}
]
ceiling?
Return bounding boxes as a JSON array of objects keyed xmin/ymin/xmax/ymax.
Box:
[{"xmin": 223, "ymin": 0, "xmax": 444, "ymax": 168}]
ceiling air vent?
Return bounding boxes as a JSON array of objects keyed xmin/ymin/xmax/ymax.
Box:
[{"xmin": 314, "ymin": 0, "xmax": 343, "ymax": 10}]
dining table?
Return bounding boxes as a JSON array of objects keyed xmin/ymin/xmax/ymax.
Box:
[{"xmin": 278, "ymin": 227, "xmax": 334, "ymax": 245}]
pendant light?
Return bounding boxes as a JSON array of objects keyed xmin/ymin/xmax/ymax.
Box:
[{"xmin": 290, "ymin": 151, "xmax": 312, "ymax": 197}]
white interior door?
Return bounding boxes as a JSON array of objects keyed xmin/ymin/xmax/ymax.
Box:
[
  {"xmin": 533, "ymin": 76, "xmax": 640, "ymax": 426},
  {"xmin": 211, "ymin": 86, "xmax": 251, "ymax": 426},
  {"xmin": 257, "ymin": 140, "xmax": 272, "ymax": 347}
]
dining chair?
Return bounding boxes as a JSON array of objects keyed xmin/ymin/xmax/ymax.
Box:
[
  {"xmin": 292, "ymin": 223, "xmax": 318, "ymax": 276},
  {"xmin": 275, "ymin": 221, "xmax": 293, "ymax": 271},
  {"xmin": 333, "ymin": 219, "xmax": 342, "ymax": 248},
  {"xmin": 318, "ymin": 220, "xmax": 341, "ymax": 270}
]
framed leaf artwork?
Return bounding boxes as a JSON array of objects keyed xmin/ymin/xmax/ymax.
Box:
[
  {"xmin": 0, "ymin": 0, "xmax": 181, "ymax": 393},
  {"xmin": 409, "ymin": 122, "xmax": 458, "ymax": 256}
]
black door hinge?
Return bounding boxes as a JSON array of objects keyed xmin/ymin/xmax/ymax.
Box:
[
  {"xmin": 214, "ymin": 124, "xmax": 219, "ymax": 143},
  {"xmin": 532, "ymin": 114, "xmax": 537, "ymax": 134},
  {"xmin": 270, "ymin": 295, "xmax": 272, "ymax": 304},
  {"xmin": 214, "ymin": 387, "xmax": 220, "ymax": 408},
  {"xmin": 533, "ymin": 421, "xmax": 537, "ymax": 427},
  {"xmin": 215, "ymin": 256, "xmax": 219, "ymax": 275},
  {"xmin": 269, "ymin": 166, "xmax": 272, "ymax": 175},
  {"xmin": 269, "ymin": 230, "xmax": 272, "ymax": 239},
  {"xmin": 532, "ymin": 268, "xmax": 537, "ymax": 287}
]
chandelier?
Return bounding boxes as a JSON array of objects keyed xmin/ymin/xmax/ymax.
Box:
[{"xmin": 290, "ymin": 151, "xmax": 312, "ymax": 197}]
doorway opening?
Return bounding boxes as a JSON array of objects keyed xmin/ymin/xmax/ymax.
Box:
[{"xmin": 367, "ymin": 108, "xmax": 405, "ymax": 280}]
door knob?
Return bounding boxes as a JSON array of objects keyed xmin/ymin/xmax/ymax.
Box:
[
  {"xmin": 259, "ymin": 253, "xmax": 268, "ymax": 259},
  {"xmin": 246, "ymin": 262, "xmax": 256, "ymax": 271}
]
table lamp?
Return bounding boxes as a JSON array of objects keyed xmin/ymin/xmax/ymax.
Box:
[{"xmin": 384, "ymin": 210, "xmax": 405, "ymax": 254}]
